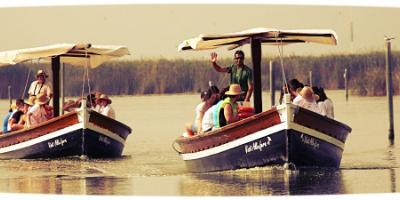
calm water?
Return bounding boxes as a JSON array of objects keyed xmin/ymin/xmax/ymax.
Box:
[{"xmin": 0, "ymin": 90, "xmax": 400, "ymax": 195}]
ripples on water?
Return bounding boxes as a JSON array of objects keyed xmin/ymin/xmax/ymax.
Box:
[{"xmin": 1, "ymin": 91, "xmax": 400, "ymax": 196}]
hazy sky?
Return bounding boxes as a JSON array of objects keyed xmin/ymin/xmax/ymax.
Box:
[{"xmin": 0, "ymin": 3, "xmax": 399, "ymax": 60}]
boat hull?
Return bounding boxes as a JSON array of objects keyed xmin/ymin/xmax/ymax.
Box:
[
  {"xmin": 175, "ymin": 104, "xmax": 351, "ymax": 173},
  {"xmin": 0, "ymin": 109, "xmax": 131, "ymax": 159}
]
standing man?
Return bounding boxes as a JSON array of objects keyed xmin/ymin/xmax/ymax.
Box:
[
  {"xmin": 210, "ymin": 50, "xmax": 253, "ymax": 103},
  {"xmin": 28, "ymin": 69, "xmax": 52, "ymax": 99}
]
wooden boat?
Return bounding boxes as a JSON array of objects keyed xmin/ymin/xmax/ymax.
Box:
[
  {"xmin": 173, "ymin": 28, "xmax": 352, "ymax": 172},
  {"xmin": 0, "ymin": 43, "xmax": 132, "ymax": 159}
]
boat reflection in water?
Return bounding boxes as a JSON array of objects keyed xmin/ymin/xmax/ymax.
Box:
[
  {"xmin": 0, "ymin": 175, "xmax": 134, "ymax": 195},
  {"xmin": 179, "ymin": 167, "xmax": 346, "ymax": 195}
]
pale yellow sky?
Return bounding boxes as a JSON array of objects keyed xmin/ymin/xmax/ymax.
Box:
[{"xmin": 0, "ymin": 4, "xmax": 399, "ymax": 60}]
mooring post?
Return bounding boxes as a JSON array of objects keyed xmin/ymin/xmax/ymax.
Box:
[
  {"xmin": 385, "ymin": 37, "xmax": 394, "ymax": 142},
  {"xmin": 309, "ymin": 71, "xmax": 313, "ymax": 87},
  {"xmin": 344, "ymin": 68, "xmax": 349, "ymax": 102},
  {"xmin": 269, "ymin": 60, "xmax": 275, "ymax": 107},
  {"xmin": 7, "ymin": 85, "xmax": 11, "ymax": 110}
]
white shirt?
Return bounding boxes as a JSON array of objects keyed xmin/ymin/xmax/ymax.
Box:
[
  {"xmin": 192, "ymin": 102, "xmax": 206, "ymax": 131},
  {"xmin": 323, "ymin": 98, "xmax": 334, "ymax": 119},
  {"xmin": 293, "ymin": 95, "xmax": 322, "ymax": 115},
  {"xmin": 27, "ymin": 104, "xmax": 49, "ymax": 127},
  {"xmin": 202, "ymin": 104, "xmax": 217, "ymax": 132},
  {"xmin": 28, "ymin": 81, "xmax": 52, "ymax": 97},
  {"xmin": 99, "ymin": 105, "xmax": 115, "ymax": 119}
]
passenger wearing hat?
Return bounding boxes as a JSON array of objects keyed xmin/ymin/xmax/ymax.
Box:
[
  {"xmin": 28, "ymin": 69, "xmax": 52, "ymax": 99},
  {"xmin": 98, "ymin": 94, "xmax": 115, "ymax": 119},
  {"xmin": 214, "ymin": 84, "xmax": 242, "ymax": 128},
  {"xmin": 293, "ymin": 86, "xmax": 323, "ymax": 115},
  {"xmin": 26, "ymin": 93, "xmax": 53, "ymax": 128}
]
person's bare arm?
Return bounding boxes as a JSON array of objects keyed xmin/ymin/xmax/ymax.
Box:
[
  {"xmin": 224, "ymin": 104, "xmax": 238, "ymax": 124},
  {"xmin": 211, "ymin": 52, "xmax": 229, "ymax": 73},
  {"xmin": 245, "ymin": 82, "xmax": 254, "ymax": 102}
]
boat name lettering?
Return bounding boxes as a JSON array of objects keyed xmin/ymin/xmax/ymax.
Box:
[
  {"xmin": 99, "ymin": 136, "xmax": 111, "ymax": 145},
  {"xmin": 245, "ymin": 137, "xmax": 272, "ymax": 154},
  {"xmin": 300, "ymin": 134, "xmax": 319, "ymax": 149},
  {"xmin": 48, "ymin": 138, "xmax": 68, "ymax": 149}
]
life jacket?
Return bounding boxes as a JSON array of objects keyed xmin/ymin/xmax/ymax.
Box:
[{"xmin": 214, "ymin": 97, "xmax": 238, "ymax": 128}]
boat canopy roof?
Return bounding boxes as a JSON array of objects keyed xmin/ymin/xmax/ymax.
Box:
[
  {"xmin": 0, "ymin": 43, "xmax": 130, "ymax": 68},
  {"xmin": 178, "ymin": 27, "xmax": 338, "ymax": 51}
]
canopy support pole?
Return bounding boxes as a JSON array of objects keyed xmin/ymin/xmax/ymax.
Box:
[
  {"xmin": 52, "ymin": 56, "xmax": 60, "ymax": 117},
  {"xmin": 251, "ymin": 38, "xmax": 262, "ymax": 114}
]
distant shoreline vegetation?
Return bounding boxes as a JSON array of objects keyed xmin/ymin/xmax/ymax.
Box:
[{"xmin": 0, "ymin": 51, "xmax": 398, "ymax": 99}]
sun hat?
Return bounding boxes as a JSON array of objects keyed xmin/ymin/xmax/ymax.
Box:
[
  {"xmin": 99, "ymin": 94, "xmax": 112, "ymax": 104},
  {"xmin": 299, "ymin": 86, "xmax": 316, "ymax": 102},
  {"xmin": 36, "ymin": 69, "xmax": 48, "ymax": 78},
  {"xmin": 225, "ymin": 84, "xmax": 243, "ymax": 96},
  {"xmin": 35, "ymin": 93, "xmax": 50, "ymax": 105},
  {"xmin": 25, "ymin": 96, "xmax": 36, "ymax": 106}
]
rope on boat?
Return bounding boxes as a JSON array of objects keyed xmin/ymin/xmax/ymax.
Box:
[
  {"xmin": 21, "ymin": 68, "xmax": 31, "ymax": 99},
  {"xmin": 276, "ymin": 36, "xmax": 289, "ymax": 94},
  {"xmin": 80, "ymin": 48, "xmax": 93, "ymax": 103},
  {"xmin": 171, "ymin": 140, "xmax": 182, "ymax": 154},
  {"xmin": 7, "ymin": 85, "xmax": 11, "ymax": 110},
  {"xmin": 85, "ymin": 48, "xmax": 93, "ymax": 102}
]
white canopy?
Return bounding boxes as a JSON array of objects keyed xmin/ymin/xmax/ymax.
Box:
[
  {"xmin": 178, "ymin": 27, "xmax": 338, "ymax": 51},
  {"xmin": 0, "ymin": 43, "xmax": 130, "ymax": 68}
]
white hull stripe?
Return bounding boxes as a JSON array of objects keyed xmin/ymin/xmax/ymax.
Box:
[
  {"xmin": 86, "ymin": 123, "xmax": 125, "ymax": 144},
  {"xmin": 0, "ymin": 123, "xmax": 84, "ymax": 154},
  {"xmin": 0, "ymin": 123, "xmax": 126, "ymax": 154},
  {"xmin": 181, "ymin": 123, "xmax": 287, "ymax": 160},
  {"xmin": 181, "ymin": 122, "xmax": 345, "ymax": 161}
]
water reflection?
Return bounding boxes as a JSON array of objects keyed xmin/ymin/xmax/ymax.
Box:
[
  {"xmin": 387, "ymin": 144, "xmax": 397, "ymax": 193},
  {"xmin": 0, "ymin": 176, "xmax": 135, "ymax": 195},
  {"xmin": 179, "ymin": 167, "xmax": 346, "ymax": 195}
]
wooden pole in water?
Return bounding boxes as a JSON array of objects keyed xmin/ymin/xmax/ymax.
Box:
[
  {"xmin": 269, "ymin": 60, "xmax": 275, "ymax": 107},
  {"xmin": 251, "ymin": 38, "xmax": 262, "ymax": 114},
  {"xmin": 52, "ymin": 56, "xmax": 61, "ymax": 117},
  {"xmin": 344, "ymin": 68, "xmax": 349, "ymax": 102},
  {"xmin": 309, "ymin": 71, "xmax": 313, "ymax": 87},
  {"xmin": 385, "ymin": 37, "xmax": 394, "ymax": 142},
  {"xmin": 8, "ymin": 85, "xmax": 11, "ymax": 111}
]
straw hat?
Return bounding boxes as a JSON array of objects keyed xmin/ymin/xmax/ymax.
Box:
[
  {"xmin": 25, "ymin": 96, "xmax": 36, "ymax": 106},
  {"xmin": 99, "ymin": 94, "xmax": 112, "ymax": 104},
  {"xmin": 36, "ymin": 69, "xmax": 48, "ymax": 78},
  {"xmin": 35, "ymin": 93, "xmax": 50, "ymax": 105},
  {"xmin": 299, "ymin": 86, "xmax": 316, "ymax": 102},
  {"xmin": 225, "ymin": 84, "xmax": 243, "ymax": 96}
]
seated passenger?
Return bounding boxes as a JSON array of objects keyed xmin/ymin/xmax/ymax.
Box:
[
  {"xmin": 185, "ymin": 90, "xmax": 212, "ymax": 136},
  {"xmin": 279, "ymin": 79, "xmax": 304, "ymax": 104},
  {"xmin": 63, "ymin": 93, "xmax": 97, "ymax": 112},
  {"xmin": 26, "ymin": 93, "xmax": 53, "ymax": 128},
  {"xmin": 7, "ymin": 99, "xmax": 25, "ymax": 132},
  {"xmin": 293, "ymin": 86, "xmax": 322, "ymax": 115},
  {"xmin": 314, "ymin": 87, "xmax": 334, "ymax": 119},
  {"xmin": 2, "ymin": 105, "xmax": 15, "ymax": 133},
  {"xmin": 214, "ymin": 84, "xmax": 242, "ymax": 128},
  {"xmin": 98, "ymin": 94, "xmax": 115, "ymax": 119},
  {"xmin": 93, "ymin": 91, "xmax": 103, "ymax": 112},
  {"xmin": 8, "ymin": 99, "xmax": 30, "ymax": 131},
  {"xmin": 201, "ymin": 86, "xmax": 229, "ymax": 133}
]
